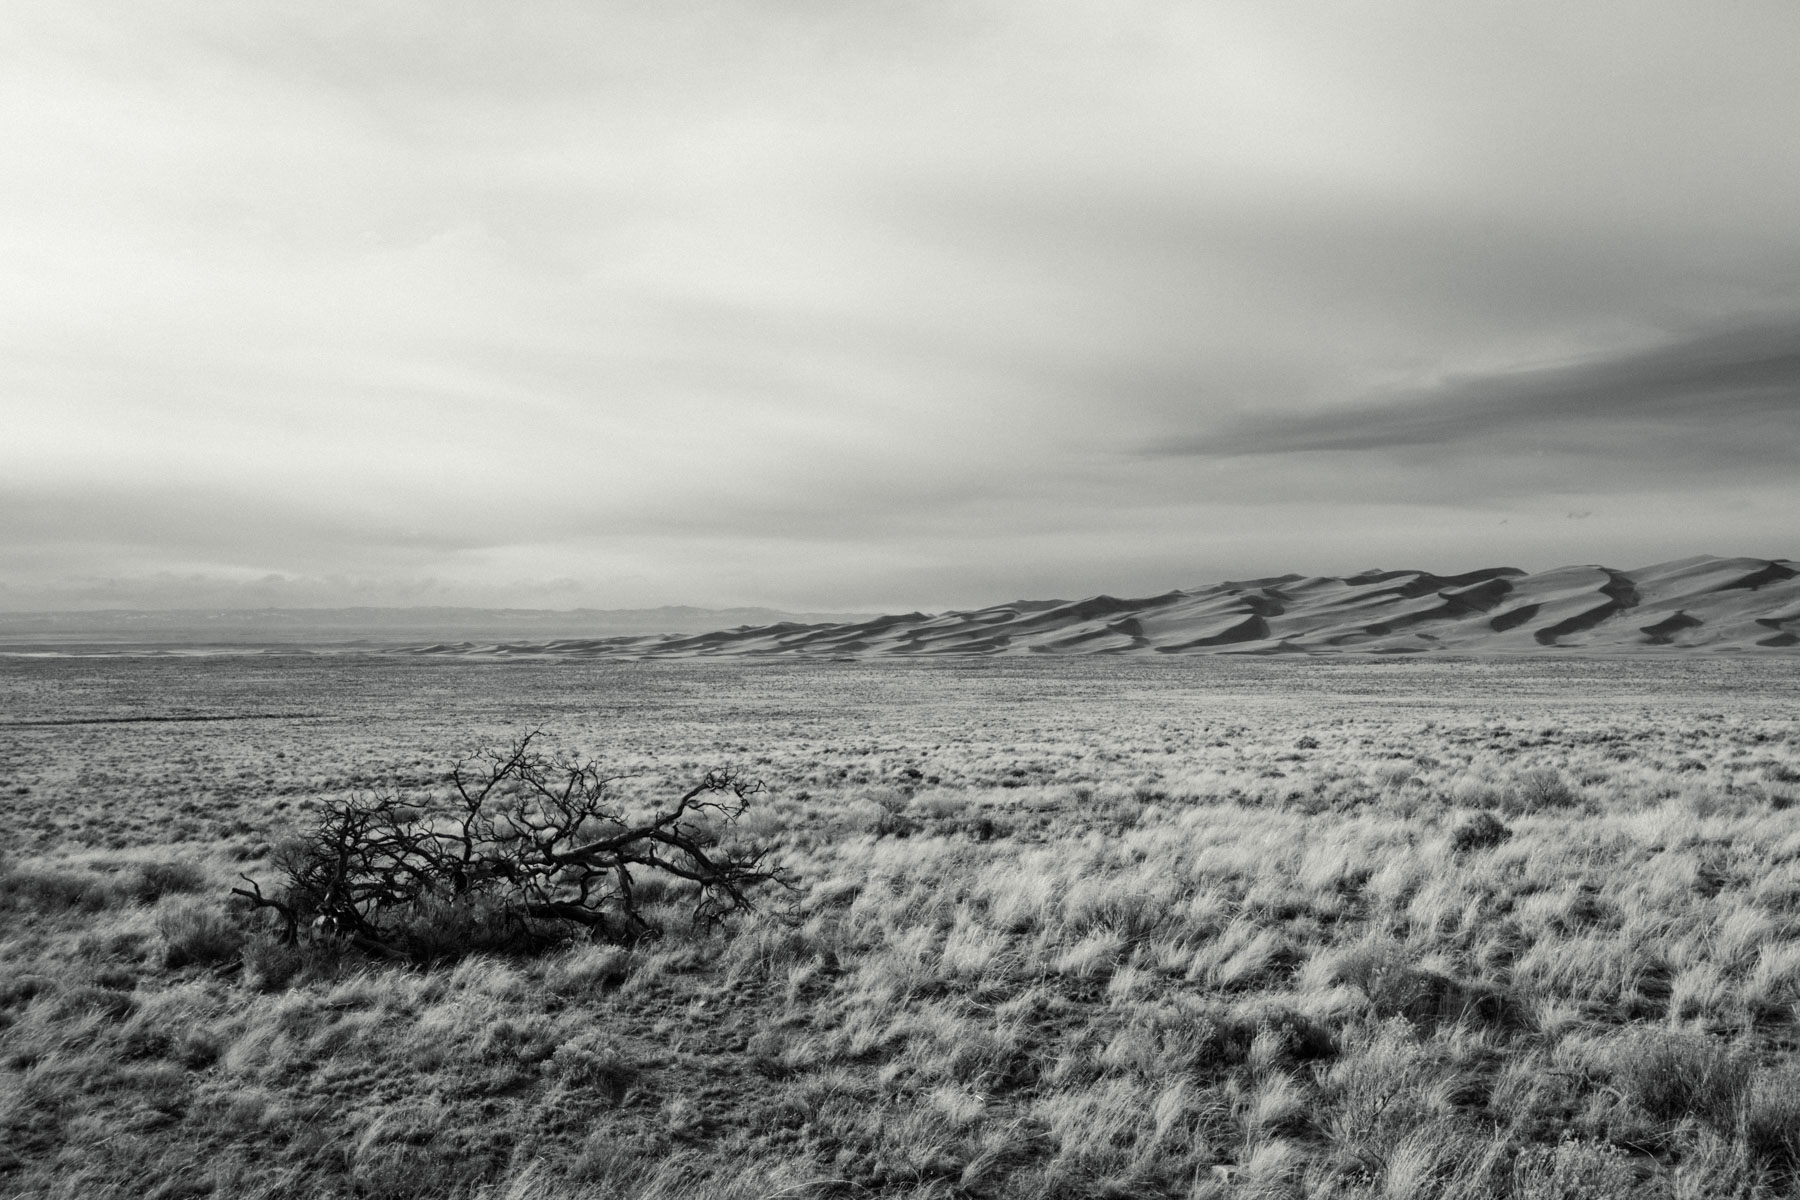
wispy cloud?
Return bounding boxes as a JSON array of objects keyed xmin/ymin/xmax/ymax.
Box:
[{"xmin": 1155, "ymin": 323, "xmax": 1800, "ymax": 465}]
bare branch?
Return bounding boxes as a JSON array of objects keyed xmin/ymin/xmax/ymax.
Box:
[
  {"xmin": 230, "ymin": 873, "xmax": 299, "ymax": 943},
  {"xmin": 232, "ymin": 731, "xmax": 789, "ymax": 959}
]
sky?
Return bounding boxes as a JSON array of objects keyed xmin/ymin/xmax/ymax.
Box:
[{"xmin": 5, "ymin": 1, "xmax": 1799, "ymax": 613}]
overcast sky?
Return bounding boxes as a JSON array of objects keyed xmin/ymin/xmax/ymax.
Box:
[{"xmin": 5, "ymin": 1, "xmax": 1798, "ymax": 612}]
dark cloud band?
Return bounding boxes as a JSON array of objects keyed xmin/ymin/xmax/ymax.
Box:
[{"xmin": 1155, "ymin": 322, "xmax": 1800, "ymax": 458}]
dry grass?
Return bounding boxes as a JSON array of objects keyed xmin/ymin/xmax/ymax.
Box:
[{"xmin": 1, "ymin": 655, "xmax": 1799, "ymax": 1198}]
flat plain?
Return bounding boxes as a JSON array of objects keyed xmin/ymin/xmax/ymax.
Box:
[{"xmin": 3, "ymin": 654, "xmax": 1800, "ymax": 1198}]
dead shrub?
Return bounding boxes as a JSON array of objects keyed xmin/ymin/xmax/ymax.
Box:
[{"xmin": 232, "ymin": 731, "xmax": 786, "ymax": 960}]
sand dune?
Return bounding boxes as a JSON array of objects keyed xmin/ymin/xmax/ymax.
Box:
[{"xmin": 396, "ymin": 555, "xmax": 1800, "ymax": 658}]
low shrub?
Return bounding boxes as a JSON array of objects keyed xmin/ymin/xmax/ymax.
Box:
[
  {"xmin": 132, "ymin": 859, "xmax": 209, "ymax": 902},
  {"xmin": 859, "ymin": 787, "xmax": 917, "ymax": 838},
  {"xmin": 172, "ymin": 1027, "xmax": 225, "ymax": 1069},
  {"xmin": 1336, "ymin": 939, "xmax": 1526, "ymax": 1032},
  {"xmin": 0, "ymin": 865, "xmax": 125, "ymax": 913},
  {"xmin": 1743, "ymin": 1062, "xmax": 1800, "ymax": 1175},
  {"xmin": 909, "ymin": 789, "xmax": 964, "ymax": 820},
  {"xmin": 1509, "ymin": 1139, "xmax": 1641, "ymax": 1200},
  {"xmin": 960, "ymin": 814, "xmax": 1007, "ymax": 841},
  {"xmin": 1231, "ymin": 1000, "xmax": 1337, "ymax": 1065},
  {"xmin": 1372, "ymin": 761, "xmax": 1417, "ymax": 789},
  {"xmin": 548, "ymin": 944, "xmax": 634, "ymax": 995},
  {"xmin": 1607, "ymin": 1029, "xmax": 1751, "ymax": 1133},
  {"xmin": 1450, "ymin": 774, "xmax": 1507, "ymax": 808},
  {"xmin": 54, "ymin": 984, "xmax": 137, "ymax": 1021},
  {"xmin": 477, "ymin": 1015, "xmax": 561, "ymax": 1066},
  {"xmin": 1510, "ymin": 768, "xmax": 1580, "ymax": 814},
  {"xmin": 1449, "ymin": 811, "xmax": 1513, "ymax": 854},
  {"xmin": 549, "ymin": 1033, "xmax": 638, "ymax": 1102},
  {"xmin": 240, "ymin": 929, "xmax": 317, "ymax": 991},
  {"xmin": 0, "ymin": 976, "xmax": 59, "ymax": 1009},
  {"xmin": 157, "ymin": 899, "xmax": 245, "ymax": 968}
]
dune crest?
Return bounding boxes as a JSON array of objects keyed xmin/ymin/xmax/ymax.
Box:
[{"xmin": 398, "ymin": 556, "xmax": 1800, "ymax": 658}]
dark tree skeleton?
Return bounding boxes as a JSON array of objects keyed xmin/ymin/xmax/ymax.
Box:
[{"xmin": 232, "ymin": 732, "xmax": 785, "ymax": 958}]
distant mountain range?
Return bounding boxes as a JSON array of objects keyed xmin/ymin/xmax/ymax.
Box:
[
  {"xmin": 391, "ymin": 556, "xmax": 1800, "ymax": 658},
  {"xmin": 0, "ymin": 605, "xmax": 867, "ymax": 647}
]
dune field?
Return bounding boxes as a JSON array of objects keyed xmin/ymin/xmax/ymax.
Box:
[
  {"xmin": 2, "ymin": 655, "xmax": 1800, "ymax": 1198},
  {"xmin": 392, "ymin": 557, "xmax": 1800, "ymax": 660}
]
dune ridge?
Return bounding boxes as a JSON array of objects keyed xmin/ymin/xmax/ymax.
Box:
[{"xmin": 396, "ymin": 555, "xmax": 1800, "ymax": 659}]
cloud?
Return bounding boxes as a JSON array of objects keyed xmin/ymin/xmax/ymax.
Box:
[
  {"xmin": 3, "ymin": 1, "xmax": 1799, "ymax": 609},
  {"xmin": 1152, "ymin": 322, "xmax": 1800, "ymax": 470}
]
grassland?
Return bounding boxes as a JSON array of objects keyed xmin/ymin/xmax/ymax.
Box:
[{"xmin": 2, "ymin": 655, "xmax": 1799, "ymax": 1198}]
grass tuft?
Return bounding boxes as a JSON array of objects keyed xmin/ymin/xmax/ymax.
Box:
[{"xmin": 155, "ymin": 899, "xmax": 244, "ymax": 969}]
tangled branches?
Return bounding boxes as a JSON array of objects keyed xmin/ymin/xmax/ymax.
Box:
[{"xmin": 232, "ymin": 732, "xmax": 784, "ymax": 958}]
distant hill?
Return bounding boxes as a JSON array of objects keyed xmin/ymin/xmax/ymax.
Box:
[
  {"xmin": 391, "ymin": 556, "xmax": 1799, "ymax": 658},
  {"xmin": 0, "ymin": 605, "xmax": 868, "ymax": 648}
]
